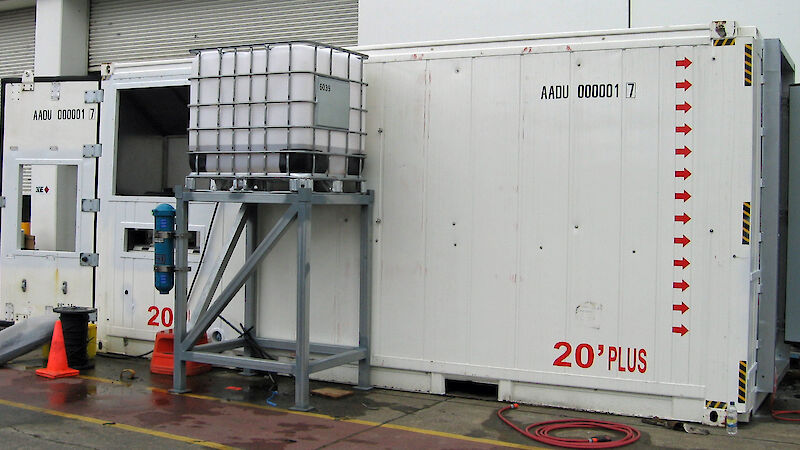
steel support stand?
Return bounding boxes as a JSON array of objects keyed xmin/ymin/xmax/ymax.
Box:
[
  {"xmin": 171, "ymin": 188, "xmax": 374, "ymax": 410},
  {"xmin": 171, "ymin": 188, "xmax": 190, "ymax": 394}
]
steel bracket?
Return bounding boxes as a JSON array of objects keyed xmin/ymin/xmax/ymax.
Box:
[
  {"xmin": 79, "ymin": 253, "xmax": 99, "ymax": 267},
  {"xmin": 21, "ymin": 70, "xmax": 33, "ymax": 91},
  {"xmin": 83, "ymin": 144, "xmax": 102, "ymax": 158},
  {"xmin": 84, "ymin": 89, "xmax": 104, "ymax": 103},
  {"xmin": 50, "ymin": 82, "xmax": 61, "ymax": 101},
  {"xmin": 81, "ymin": 198, "xmax": 100, "ymax": 212}
]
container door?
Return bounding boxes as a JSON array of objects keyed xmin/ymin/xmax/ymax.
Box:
[{"xmin": 1, "ymin": 80, "xmax": 100, "ymax": 321}]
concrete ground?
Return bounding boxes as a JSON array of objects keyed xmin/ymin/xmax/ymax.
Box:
[{"xmin": 0, "ymin": 354, "xmax": 799, "ymax": 449}]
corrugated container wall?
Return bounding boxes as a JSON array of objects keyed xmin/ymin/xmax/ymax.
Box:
[
  {"xmin": 346, "ymin": 25, "xmax": 786, "ymax": 425},
  {"xmin": 88, "ymin": 0, "xmax": 358, "ymax": 68},
  {"xmin": 0, "ymin": 7, "xmax": 35, "ymax": 78}
]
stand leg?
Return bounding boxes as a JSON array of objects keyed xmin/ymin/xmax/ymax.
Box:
[
  {"xmin": 171, "ymin": 191, "xmax": 190, "ymax": 394},
  {"xmin": 356, "ymin": 196, "xmax": 373, "ymax": 390},
  {"xmin": 291, "ymin": 193, "xmax": 313, "ymax": 411},
  {"xmin": 241, "ymin": 204, "xmax": 259, "ymax": 376}
]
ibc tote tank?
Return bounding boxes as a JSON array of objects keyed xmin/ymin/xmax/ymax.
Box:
[{"xmin": 188, "ymin": 42, "xmax": 367, "ymax": 190}]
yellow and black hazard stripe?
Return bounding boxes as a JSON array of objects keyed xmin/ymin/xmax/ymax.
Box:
[
  {"xmin": 745, "ymin": 44, "xmax": 753, "ymax": 86},
  {"xmin": 714, "ymin": 38, "xmax": 736, "ymax": 46},
  {"xmin": 743, "ymin": 202, "xmax": 751, "ymax": 244},
  {"xmin": 738, "ymin": 361, "xmax": 747, "ymax": 403},
  {"xmin": 705, "ymin": 400, "xmax": 727, "ymax": 409}
]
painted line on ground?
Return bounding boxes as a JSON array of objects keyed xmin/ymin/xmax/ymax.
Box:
[
  {"xmin": 0, "ymin": 397, "xmax": 234, "ymax": 449},
  {"xmin": 148, "ymin": 387, "xmax": 542, "ymax": 449},
  {"xmin": 43, "ymin": 369, "xmax": 539, "ymax": 448},
  {"xmin": 81, "ymin": 371, "xmax": 538, "ymax": 449}
]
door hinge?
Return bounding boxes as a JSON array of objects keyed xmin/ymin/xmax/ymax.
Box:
[
  {"xmin": 81, "ymin": 198, "xmax": 100, "ymax": 212},
  {"xmin": 21, "ymin": 70, "xmax": 34, "ymax": 91},
  {"xmin": 84, "ymin": 89, "xmax": 104, "ymax": 103},
  {"xmin": 50, "ymin": 82, "xmax": 61, "ymax": 101},
  {"xmin": 79, "ymin": 253, "xmax": 99, "ymax": 267},
  {"xmin": 0, "ymin": 197, "xmax": 5, "ymax": 208},
  {"xmin": 83, "ymin": 144, "xmax": 102, "ymax": 158}
]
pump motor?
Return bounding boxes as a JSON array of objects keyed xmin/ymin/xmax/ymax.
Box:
[{"xmin": 152, "ymin": 204, "xmax": 175, "ymax": 294}]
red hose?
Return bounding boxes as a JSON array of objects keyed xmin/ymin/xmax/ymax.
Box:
[
  {"xmin": 770, "ymin": 392, "xmax": 800, "ymax": 422},
  {"xmin": 497, "ymin": 404, "xmax": 640, "ymax": 449},
  {"xmin": 772, "ymin": 410, "xmax": 800, "ymax": 422}
]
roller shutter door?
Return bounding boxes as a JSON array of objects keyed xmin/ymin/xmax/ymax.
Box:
[
  {"xmin": 89, "ymin": 0, "xmax": 358, "ymax": 67},
  {"xmin": 0, "ymin": 8, "xmax": 36, "ymax": 79}
]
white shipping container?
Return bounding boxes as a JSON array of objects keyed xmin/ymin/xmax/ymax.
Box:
[{"xmin": 349, "ymin": 23, "xmax": 793, "ymax": 425}]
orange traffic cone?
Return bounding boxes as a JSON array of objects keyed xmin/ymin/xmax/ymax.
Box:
[{"xmin": 36, "ymin": 320, "xmax": 79, "ymax": 379}]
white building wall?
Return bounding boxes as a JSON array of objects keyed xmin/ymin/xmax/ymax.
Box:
[
  {"xmin": 360, "ymin": 0, "xmax": 800, "ymax": 76},
  {"xmin": 358, "ymin": 0, "xmax": 628, "ymax": 45}
]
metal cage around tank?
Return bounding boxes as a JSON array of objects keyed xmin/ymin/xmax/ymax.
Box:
[{"xmin": 186, "ymin": 41, "xmax": 368, "ymax": 193}]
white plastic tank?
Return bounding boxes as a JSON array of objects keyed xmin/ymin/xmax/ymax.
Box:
[{"xmin": 188, "ymin": 42, "xmax": 366, "ymax": 182}]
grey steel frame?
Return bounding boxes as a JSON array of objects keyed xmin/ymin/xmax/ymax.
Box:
[
  {"xmin": 756, "ymin": 40, "xmax": 793, "ymax": 405},
  {"xmin": 171, "ymin": 187, "xmax": 374, "ymax": 411},
  {"xmin": 787, "ymin": 83, "xmax": 800, "ymax": 342}
]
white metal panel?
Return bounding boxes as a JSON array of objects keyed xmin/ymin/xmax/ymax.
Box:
[
  {"xmin": 1, "ymin": 80, "xmax": 99, "ymax": 320},
  {"xmin": 368, "ymin": 60, "xmax": 428, "ymax": 359},
  {"xmin": 88, "ymin": 0, "xmax": 358, "ymax": 67},
  {"xmin": 255, "ymin": 204, "xmax": 360, "ymax": 346},
  {"xmin": 0, "ymin": 7, "xmax": 35, "ymax": 78},
  {"xmin": 517, "ymin": 51, "xmax": 571, "ymax": 373},
  {"xmin": 467, "ymin": 55, "xmax": 520, "ymax": 368},
  {"xmin": 422, "ymin": 58, "xmax": 472, "ymax": 364},
  {"xmin": 618, "ymin": 47, "xmax": 660, "ymax": 384}
]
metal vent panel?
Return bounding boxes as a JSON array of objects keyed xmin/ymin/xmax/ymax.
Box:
[
  {"xmin": 88, "ymin": 0, "xmax": 358, "ymax": 67},
  {"xmin": 21, "ymin": 164, "xmax": 31, "ymax": 195},
  {"xmin": 0, "ymin": 7, "xmax": 35, "ymax": 78}
]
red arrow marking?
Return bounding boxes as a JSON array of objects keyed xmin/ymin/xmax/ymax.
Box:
[
  {"xmin": 675, "ymin": 213, "xmax": 691, "ymax": 224},
  {"xmin": 675, "ymin": 146, "xmax": 692, "ymax": 157},
  {"xmin": 672, "ymin": 324, "xmax": 689, "ymax": 336},
  {"xmin": 673, "ymin": 302, "xmax": 689, "ymax": 314},
  {"xmin": 676, "ymin": 124, "xmax": 692, "ymax": 135},
  {"xmin": 675, "ymin": 190, "xmax": 691, "ymax": 201},
  {"xmin": 675, "ymin": 169, "xmax": 691, "ymax": 180},
  {"xmin": 676, "ymin": 102, "xmax": 692, "ymax": 112},
  {"xmin": 676, "ymin": 58, "xmax": 692, "ymax": 68},
  {"xmin": 674, "ymin": 257, "xmax": 690, "ymax": 269},
  {"xmin": 676, "ymin": 79, "xmax": 692, "ymax": 90},
  {"xmin": 673, "ymin": 280, "xmax": 689, "ymax": 291},
  {"xmin": 674, "ymin": 235, "xmax": 691, "ymax": 247}
]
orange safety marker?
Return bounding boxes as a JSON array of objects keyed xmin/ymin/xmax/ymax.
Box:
[
  {"xmin": 36, "ymin": 320, "xmax": 79, "ymax": 379},
  {"xmin": 150, "ymin": 329, "xmax": 211, "ymax": 376}
]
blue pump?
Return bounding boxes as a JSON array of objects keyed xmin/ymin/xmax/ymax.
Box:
[{"xmin": 152, "ymin": 204, "xmax": 175, "ymax": 294}]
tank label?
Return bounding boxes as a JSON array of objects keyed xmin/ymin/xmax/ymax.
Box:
[{"xmin": 315, "ymin": 75, "xmax": 350, "ymax": 130}]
